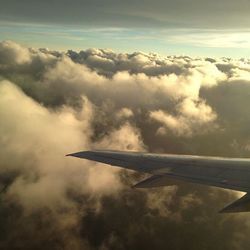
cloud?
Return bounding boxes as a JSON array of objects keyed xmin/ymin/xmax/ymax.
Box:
[
  {"xmin": 0, "ymin": 76, "xmax": 144, "ymax": 248},
  {"xmin": 167, "ymin": 31, "xmax": 250, "ymax": 49},
  {"xmin": 0, "ymin": 40, "xmax": 31, "ymax": 64},
  {"xmin": 2, "ymin": 41, "xmax": 250, "ymax": 249},
  {"xmin": 150, "ymin": 98, "xmax": 217, "ymax": 137}
]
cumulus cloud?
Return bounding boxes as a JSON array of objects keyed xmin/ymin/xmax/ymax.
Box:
[
  {"xmin": 150, "ymin": 98, "xmax": 217, "ymax": 137},
  {"xmin": 0, "ymin": 40, "xmax": 31, "ymax": 65},
  {"xmin": 2, "ymin": 41, "xmax": 250, "ymax": 249}
]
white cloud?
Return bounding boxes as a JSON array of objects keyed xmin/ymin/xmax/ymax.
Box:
[
  {"xmin": 0, "ymin": 40, "xmax": 31, "ymax": 64},
  {"xmin": 150, "ymin": 98, "xmax": 217, "ymax": 137},
  {"xmin": 2, "ymin": 41, "xmax": 250, "ymax": 249}
]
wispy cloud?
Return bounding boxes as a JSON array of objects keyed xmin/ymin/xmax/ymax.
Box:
[{"xmin": 165, "ymin": 30, "xmax": 250, "ymax": 48}]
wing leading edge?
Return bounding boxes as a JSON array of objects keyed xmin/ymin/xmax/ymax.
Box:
[{"xmin": 67, "ymin": 150, "xmax": 250, "ymax": 213}]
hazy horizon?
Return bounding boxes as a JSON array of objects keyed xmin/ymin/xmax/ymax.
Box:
[{"xmin": 2, "ymin": 0, "xmax": 250, "ymax": 57}]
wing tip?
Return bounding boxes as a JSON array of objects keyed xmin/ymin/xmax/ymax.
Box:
[
  {"xmin": 219, "ymin": 193, "xmax": 250, "ymax": 213},
  {"xmin": 65, "ymin": 151, "xmax": 94, "ymax": 158},
  {"xmin": 65, "ymin": 153, "xmax": 74, "ymax": 157},
  {"xmin": 65, "ymin": 149, "xmax": 119, "ymax": 157}
]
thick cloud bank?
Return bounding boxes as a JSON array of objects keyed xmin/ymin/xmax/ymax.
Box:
[{"xmin": 1, "ymin": 40, "xmax": 250, "ymax": 249}]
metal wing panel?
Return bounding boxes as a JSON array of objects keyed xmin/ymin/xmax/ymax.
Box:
[{"xmin": 67, "ymin": 150, "xmax": 250, "ymax": 192}]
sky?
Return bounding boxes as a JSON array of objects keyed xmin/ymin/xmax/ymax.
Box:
[{"xmin": 1, "ymin": 0, "xmax": 250, "ymax": 57}]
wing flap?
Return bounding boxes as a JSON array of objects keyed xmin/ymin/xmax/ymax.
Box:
[
  {"xmin": 133, "ymin": 175, "xmax": 172, "ymax": 188},
  {"xmin": 162, "ymin": 172, "xmax": 250, "ymax": 192},
  {"xmin": 132, "ymin": 173, "xmax": 250, "ymax": 192}
]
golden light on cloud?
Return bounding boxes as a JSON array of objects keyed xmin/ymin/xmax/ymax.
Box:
[{"xmin": 1, "ymin": 41, "xmax": 250, "ymax": 249}]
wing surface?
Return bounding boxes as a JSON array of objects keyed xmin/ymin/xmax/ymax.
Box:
[{"xmin": 67, "ymin": 150, "xmax": 250, "ymax": 192}]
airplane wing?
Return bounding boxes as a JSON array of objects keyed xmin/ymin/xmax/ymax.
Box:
[{"xmin": 67, "ymin": 150, "xmax": 250, "ymax": 212}]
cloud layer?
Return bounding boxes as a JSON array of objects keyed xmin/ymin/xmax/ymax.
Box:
[
  {"xmin": 1, "ymin": 40, "xmax": 250, "ymax": 249},
  {"xmin": 1, "ymin": 0, "xmax": 250, "ymax": 29}
]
